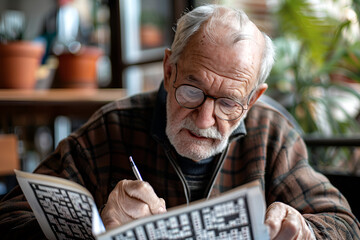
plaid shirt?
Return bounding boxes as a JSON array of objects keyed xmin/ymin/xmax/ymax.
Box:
[{"xmin": 1, "ymin": 83, "xmax": 359, "ymax": 239}]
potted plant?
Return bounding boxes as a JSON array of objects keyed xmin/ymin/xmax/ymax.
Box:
[
  {"xmin": 50, "ymin": 0, "xmax": 103, "ymax": 89},
  {"xmin": 0, "ymin": 10, "xmax": 44, "ymax": 89}
]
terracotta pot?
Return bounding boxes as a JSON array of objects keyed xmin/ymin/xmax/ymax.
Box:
[
  {"xmin": 57, "ymin": 46, "xmax": 103, "ymax": 89},
  {"xmin": 0, "ymin": 41, "xmax": 44, "ymax": 89}
]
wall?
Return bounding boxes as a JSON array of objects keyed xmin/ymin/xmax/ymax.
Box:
[{"xmin": 0, "ymin": 0, "xmax": 56, "ymax": 40}]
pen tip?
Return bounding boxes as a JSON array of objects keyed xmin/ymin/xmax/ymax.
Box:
[{"xmin": 129, "ymin": 156, "xmax": 134, "ymax": 165}]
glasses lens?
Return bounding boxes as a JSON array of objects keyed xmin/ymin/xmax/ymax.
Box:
[
  {"xmin": 176, "ymin": 85, "xmax": 204, "ymax": 108},
  {"xmin": 215, "ymin": 98, "xmax": 244, "ymax": 120}
]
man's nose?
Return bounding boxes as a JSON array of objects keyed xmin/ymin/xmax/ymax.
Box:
[{"xmin": 194, "ymin": 99, "xmax": 216, "ymax": 129}]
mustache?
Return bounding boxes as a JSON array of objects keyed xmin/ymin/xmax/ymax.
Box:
[{"xmin": 182, "ymin": 118, "xmax": 223, "ymax": 140}]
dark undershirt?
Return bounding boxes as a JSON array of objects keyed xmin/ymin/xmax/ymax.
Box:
[{"xmin": 176, "ymin": 156, "xmax": 214, "ymax": 202}]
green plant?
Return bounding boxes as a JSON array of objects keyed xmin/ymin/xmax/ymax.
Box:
[
  {"xmin": 266, "ymin": 0, "xmax": 360, "ymax": 174},
  {"xmin": 0, "ymin": 10, "xmax": 26, "ymax": 43},
  {"xmin": 267, "ymin": 0, "xmax": 360, "ymax": 136}
]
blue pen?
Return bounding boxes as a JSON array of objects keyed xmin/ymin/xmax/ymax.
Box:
[{"xmin": 129, "ymin": 156, "xmax": 143, "ymax": 181}]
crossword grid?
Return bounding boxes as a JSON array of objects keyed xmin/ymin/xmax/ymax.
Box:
[
  {"xmin": 29, "ymin": 182, "xmax": 95, "ymax": 240},
  {"xmin": 111, "ymin": 196, "xmax": 252, "ymax": 240}
]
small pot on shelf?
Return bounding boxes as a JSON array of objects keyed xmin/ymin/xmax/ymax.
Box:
[
  {"xmin": 0, "ymin": 41, "xmax": 44, "ymax": 89},
  {"xmin": 56, "ymin": 46, "xmax": 103, "ymax": 89}
]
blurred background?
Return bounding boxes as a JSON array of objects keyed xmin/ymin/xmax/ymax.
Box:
[{"xmin": 0, "ymin": 0, "xmax": 360, "ymax": 216}]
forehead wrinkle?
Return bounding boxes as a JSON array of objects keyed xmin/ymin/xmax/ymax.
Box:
[
  {"xmin": 233, "ymin": 67, "xmax": 252, "ymax": 89},
  {"xmin": 192, "ymin": 40, "xmax": 257, "ymax": 89},
  {"xmin": 201, "ymin": 68, "xmax": 249, "ymax": 101},
  {"xmin": 179, "ymin": 32, "xmax": 259, "ymax": 100},
  {"xmin": 180, "ymin": 64, "xmax": 249, "ymax": 103},
  {"xmin": 181, "ymin": 57, "xmax": 251, "ymax": 100},
  {"xmin": 202, "ymin": 61, "xmax": 252, "ymax": 94}
]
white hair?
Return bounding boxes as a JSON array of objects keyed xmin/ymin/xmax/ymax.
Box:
[{"xmin": 169, "ymin": 4, "xmax": 275, "ymax": 84}]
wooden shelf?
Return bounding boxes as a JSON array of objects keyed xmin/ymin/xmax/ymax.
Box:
[
  {"xmin": 0, "ymin": 88, "xmax": 128, "ymax": 119},
  {"xmin": 0, "ymin": 88, "xmax": 127, "ymax": 104}
]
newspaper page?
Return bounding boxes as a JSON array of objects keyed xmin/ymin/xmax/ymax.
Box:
[
  {"xmin": 97, "ymin": 181, "xmax": 269, "ymax": 240},
  {"xmin": 15, "ymin": 170, "xmax": 106, "ymax": 240},
  {"xmin": 16, "ymin": 170, "xmax": 269, "ymax": 240}
]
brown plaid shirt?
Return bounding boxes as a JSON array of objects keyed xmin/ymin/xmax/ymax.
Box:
[{"xmin": 1, "ymin": 83, "xmax": 359, "ymax": 239}]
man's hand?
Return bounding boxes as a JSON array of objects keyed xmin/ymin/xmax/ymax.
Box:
[
  {"xmin": 100, "ymin": 180, "xmax": 166, "ymax": 229},
  {"xmin": 265, "ymin": 202, "xmax": 315, "ymax": 240}
]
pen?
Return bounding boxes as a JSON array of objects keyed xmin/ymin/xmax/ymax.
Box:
[{"xmin": 129, "ymin": 156, "xmax": 143, "ymax": 181}]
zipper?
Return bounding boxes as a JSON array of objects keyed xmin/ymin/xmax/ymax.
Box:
[
  {"xmin": 204, "ymin": 145, "xmax": 229, "ymax": 199},
  {"xmin": 165, "ymin": 149, "xmax": 191, "ymax": 205},
  {"xmin": 205, "ymin": 134, "xmax": 246, "ymax": 199}
]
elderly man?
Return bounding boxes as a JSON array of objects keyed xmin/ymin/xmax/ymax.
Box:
[{"xmin": 1, "ymin": 4, "xmax": 359, "ymax": 239}]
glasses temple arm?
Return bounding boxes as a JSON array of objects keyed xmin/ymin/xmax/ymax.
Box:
[{"xmin": 246, "ymin": 86, "xmax": 258, "ymax": 107}]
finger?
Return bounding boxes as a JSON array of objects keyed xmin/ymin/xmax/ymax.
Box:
[
  {"xmin": 102, "ymin": 206, "xmax": 134, "ymax": 230},
  {"xmin": 124, "ymin": 180, "xmax": 166, "ymax": 214},
  {"xmin": 102, "ymin": 182, "xmax": 156, "ymax": 228},
  {"xmin": 102, "ymin": 200, "xmax": 150, "ymax": 229},
  {"xmin": 274, "ymin": 212, "xmax": 299, "ymax": 240},
  {"xmin": 152, "ymin": 198, "xmax": 167, "ymax": 214},
  {"xmin": 121, "ymin": 196, "xmax": 152, "ymax": 219},
  {"xmin": 102, "ymin": 180, "xmax": 166, "ymax": 230},
  {"xmin": 101, "ymin": 200, "xmax": 131, "ymax": 229},
  {"xmin": 101, "ymin": 207, "xmax": 122, "ymax": 230},
  {"xmin": 265, "ymin": 203, "xmax": 287, "ymax": 239}
]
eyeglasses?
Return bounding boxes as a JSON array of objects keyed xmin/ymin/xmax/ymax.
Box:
[{"xmin": 172, "ymin": 65, "xmax": 251, "ymax": 121}]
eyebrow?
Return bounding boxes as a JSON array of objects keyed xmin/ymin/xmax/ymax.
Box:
[{"xmin": 185, "ymin": 75, "xmax": 202, "ymax": 85}]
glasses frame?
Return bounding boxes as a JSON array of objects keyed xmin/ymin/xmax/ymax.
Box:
[{"xmin": 172, "ymin": 64, "xmax": 255, "ymax": 121}]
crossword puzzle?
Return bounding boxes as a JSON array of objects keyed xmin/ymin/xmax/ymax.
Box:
[
  {"xmin": 111, "ymin": 196, "xmax": 252, "ymax": 240},
  {"xmin": 29, "ymin": 182, "xmax": 95, "ymax": 240}
]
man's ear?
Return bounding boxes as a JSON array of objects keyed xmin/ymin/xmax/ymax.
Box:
[
  {"xmin": 248, "ymin": 83, "xmax": 268, "ymax": 108},
  {"xmin": 163, "ymin": 48, "xmax": 173, "ymax": 92}
]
